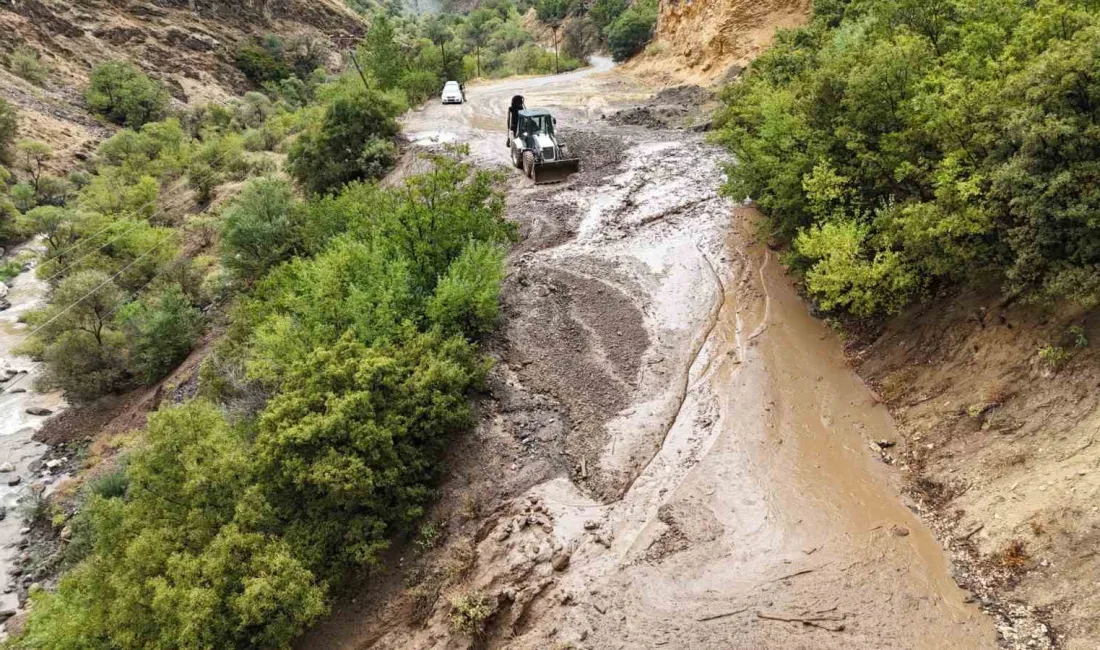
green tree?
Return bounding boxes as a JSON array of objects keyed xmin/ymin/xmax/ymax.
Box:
[
  {"xmin": 220, "ymin": 177, "xmax": 301, "ymax": 282},
  {"xmin": 589, "ymin": 0, "xmax": 629, "ymax": 32},
  {"xmin": 606, "ymin": 0, "xmax": 658, "ymax": 62},
  {"xmin": 29, "ymin": 269, "xmax": 128, "ymax": 399},
  {"xmin": 0, "ymin": 98, "xmax": 17, "ymax": 158},
  {"xmin": 463, "ymin": 9, "xmax": 501, "ymax": 78},
  {"xmin": 117, "ymin": 283, "xmax": 203, "ymax": 383},
  {"xmin": 255, "ymin": 330, "xmax": 485, "ymax": 575},
  {"xmin": 85, "ymin": 61, "xmax": 170, "ymax": 127},
  {"xmin": 286, "ymin": 88, "xmax": 399, "ymax": 195}
]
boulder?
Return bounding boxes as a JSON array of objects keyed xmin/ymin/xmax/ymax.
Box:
[
  {"xmin": 7, "ymin": 476, "xmax": 20, "ymax": 487},
  {"xmin": 25, "ymin": 407, "xmax": 53, "ymax": 417},
  {"xmin": 0, "ymin": 462, "xmax": 13, "ymax": 473}
]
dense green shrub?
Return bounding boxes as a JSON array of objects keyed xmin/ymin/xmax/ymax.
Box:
[
  {"xmin": 117, "ymin": 283, "xmax": 203, "ymax": 383},
  {"xmin": 219, "ymin": 177, "xmax": 301, "ymax": 282},
  {"xmin": 588, "ymin": 0, "xmax": 629, "ymax": 31},
  {"xmin": 0, "ymin": 98, "xmax": 17, "ymax": 157},
  {"xmin": 286, "ymin": 87, "xmax": 399, "ymax": 195},
  {"xmin": 29, "ymin": 270, "xmax": 129, "ymax": 400},
  {"xmin": 85, "ymin": 61, "xmax": 170, "ymax": 127},
  {"xmin": 236, "ymin": 43, "xmax": 292, "ymax": 85},
  {"xmin": 716, "ymin": 0, "xmax": 1100, "ymax": 314},
  {"xmin": 16, "ymin": 402, "xmax": 328, "ymax": 650},
  {"xmin": 606, "ymin": 0, "xmax": 657, "ymax": 62},
  {"xmin": 257, "ymin": 329, "xmax": 485, "ymax": 575}
]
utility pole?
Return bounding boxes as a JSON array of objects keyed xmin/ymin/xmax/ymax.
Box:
[
  {"xmin": 552, "ymin": 24, "xmax": 560, "ymax": 74},
  {"xmin": 349, "ymin": 47, "xmax": 371, "ymax": 90}
]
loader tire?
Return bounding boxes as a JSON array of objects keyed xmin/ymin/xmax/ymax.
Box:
[
  {"xmin": 511, "ymin": 146, "xmax": 523, "ymax": 169},
  {"xmin": 523, "ymin": 151, "xmax": 535, "ymax": 179}
]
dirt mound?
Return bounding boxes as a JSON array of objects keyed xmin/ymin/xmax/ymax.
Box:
[
  {"xmin": 608, "ymin": 85, "xmax": 716, "ymax": 129},
  {"xmin": 623, "ymin": 0, "xmax": 811, "ymax": 86}
]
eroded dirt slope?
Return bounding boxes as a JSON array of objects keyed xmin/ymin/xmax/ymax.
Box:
[
  {"xmin": 0, "ymin": 0, "xmax": 364, "ymax": 168},
  {"xmin": 856, "ymin": 292, "xmax": 1100, "ymax": 649},
  {"xmin": 623, "ymin": 0, "xmax": 811, "ymax": 86}
]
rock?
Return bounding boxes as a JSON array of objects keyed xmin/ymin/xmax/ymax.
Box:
[
  {"xmin": 4, "ymin": 609, "xmax": 29, "ymax": 637},
  {"xmin": 583, "ymin": 520, "xmax": 600, "ymax": 531},
  {"xmin": 892, "ymin": 524, "xmax": 910, "ymax": 537},
  {"xmin": 551, "ymin": 550, "xmax": 571, "ymax": 571},
  {"xmin": 0, "ymin": 298, "xmax": 10, "ymax": 312},
  {"xmin": 876, "ymin": 439, "xmax": 897, "ymax": 449},
  {"xmin": 0, "ymin": 282, "xmax": 7, "ymax": 299},
  {"xmin": 60, "ymin": 526, "xmax": 72, "ymax": 541},
  {"xmin": 45, "ymin": 459, "xmax": 63, "ymax": 470},
  {"xmin": 7, "ymin": 476, "xmax": 20, "ymax": 487},
  {"xmin": 25, "ymin": 407, "xmax": 53, "ymax": 417},
  {"xmin": 7, "ymin": 388, "xmax": 25, "ymax": 394},
  {"xmin": 0, "ymin": 462, "xmax": 13, "ymax": 473}
]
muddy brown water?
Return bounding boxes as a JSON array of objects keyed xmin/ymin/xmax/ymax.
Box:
[{"xmin": 313, "ymin": 61, "xmax": 996, "ymax": 649}]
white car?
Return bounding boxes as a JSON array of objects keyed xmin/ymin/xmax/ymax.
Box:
[{"xmin": 441, "ymin": 81, "xmax": 464, "ymax": 105}]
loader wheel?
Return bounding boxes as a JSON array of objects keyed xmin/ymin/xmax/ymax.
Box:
[
  {"xmin": 523, "ymin": 151, "xmax": 535, "ymax": 179},
  {"xmin": 511, "ymin": 146, "xmax": 523, "ymax": 169}
]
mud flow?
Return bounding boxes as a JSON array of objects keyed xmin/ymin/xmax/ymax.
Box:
[{"xmin": 306, "ymin": 60, "xmax": 996, "ymax": 649}]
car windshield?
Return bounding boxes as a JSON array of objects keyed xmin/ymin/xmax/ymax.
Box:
[
  {"xmin": 525, "ymin": 115, "xmax": 553, "ymax": 134},
  {"xmin": 444, "ymin": 82, "xmax": 460, "ymax": 90}
]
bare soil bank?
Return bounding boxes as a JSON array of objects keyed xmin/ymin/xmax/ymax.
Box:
[{"xmin": 853, "ymin": 288, "xmax": 1100, "ymax": 649}]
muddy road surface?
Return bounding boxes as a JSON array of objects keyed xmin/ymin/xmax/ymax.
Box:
[{"xmin": 306, "ymin": 62, "xmax": 997, "ymax": 649}]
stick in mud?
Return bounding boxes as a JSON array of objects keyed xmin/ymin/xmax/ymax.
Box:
[
  {"xmin": 697, "ymin": 607, "xmax": 749, "ymax": 622},
  {"xmin": 757, "ymin": 611, "xmax": 847, "ymax": 632}
]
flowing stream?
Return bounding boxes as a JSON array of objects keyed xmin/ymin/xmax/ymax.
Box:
[{"xmin": 0, "ymin": 240, "xmax": 67, "ymax": 616}]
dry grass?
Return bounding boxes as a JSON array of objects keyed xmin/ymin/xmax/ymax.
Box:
[
  {"xmin": 990, "ymin": 539, "xmax": 1030, "ymax": 569},
  {"xmin": 879, "ymin": 367, "xmax": 919, "ymax": 404},
  {"xmin": 441, "ymin": 537, "xmax": 477, "ymax": 584}
]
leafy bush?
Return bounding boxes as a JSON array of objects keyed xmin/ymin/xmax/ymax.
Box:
[
  {"xmin": 286, "ymin": 87, "xmax": 399, "ymax": 195},
  {"xmin": 29, "ymin": 270, "xmax": 128, "ymax": 400},
  {"xmin": 588, "ymin": 0, "xmax": 628, "ymax": 31},
  {"xmin": 85, "ymin": 61, "xmax": 170, "ymax": 127},
  {"xmin": 256, "ymin": 330, "xmax": 485, "ymax": 576},
  {"xmin": 219, "ymin": 177, "xmax": 301, "ymax": 282},
  {"xmin": 448, "ymin": 590, "xmax": 495, "ymax": 637},
  {"xmin": 716, "ymin": 0, "xmax": 1100, "ymax": 315},
  {"xmin": 117, "ymin": 283, "xmax": 203, "ymax": 383},
  {"xmin": 9, "ymin": 46, "xmax": 48, "ymax": 85},
  {"xmin": 0, "ymin": 98, "xmax": 17, "ymax": 156},
  {"xmin": 427, "ymin": 241, "xmax": 507, "ymax": 338},
  {"xmin": 236, "ymin": 43, "xmax": 292, "ymax": 85},
  {"xmin": 606, "ymin": 0, "xmax": 657, "ymax": 62},
  {"xmin": 15, "ymin": 402, "xmax": 329, "ymax": 650}
]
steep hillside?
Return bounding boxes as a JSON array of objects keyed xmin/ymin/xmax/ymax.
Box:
[
  {"xmin": 0, "ymin": 0, "xmax": 364, "ymax": 168},
  {"xmin": 625, "ymin": 0, "xmax": 810, "ymax": 85}
]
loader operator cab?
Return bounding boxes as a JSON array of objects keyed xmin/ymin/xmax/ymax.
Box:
[
  {"xmin": 507, "ymin": 96, "xmax": 579, "ymax": 184},
  {"xmin": 517, "ymin": 112, "xmax": 555, "ymax": 137}
]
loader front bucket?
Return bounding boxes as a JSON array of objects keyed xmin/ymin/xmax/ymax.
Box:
[{"xmin": 532, "ymin": 158, "xmax": 580, "ymax": 184}]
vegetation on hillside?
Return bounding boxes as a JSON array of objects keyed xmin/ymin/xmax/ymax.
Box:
[
  {"xmin": 3, "ymin": 8, "xmax": 514, "ymax": 645},
  {"xmin": 716, "ymin": 0, "xmax": 1100, "ymax": 316}
]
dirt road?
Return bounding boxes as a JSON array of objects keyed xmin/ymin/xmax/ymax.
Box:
[{"xmin": 306, "ymin": 61, "xmax": 997, "ymax": 649}]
